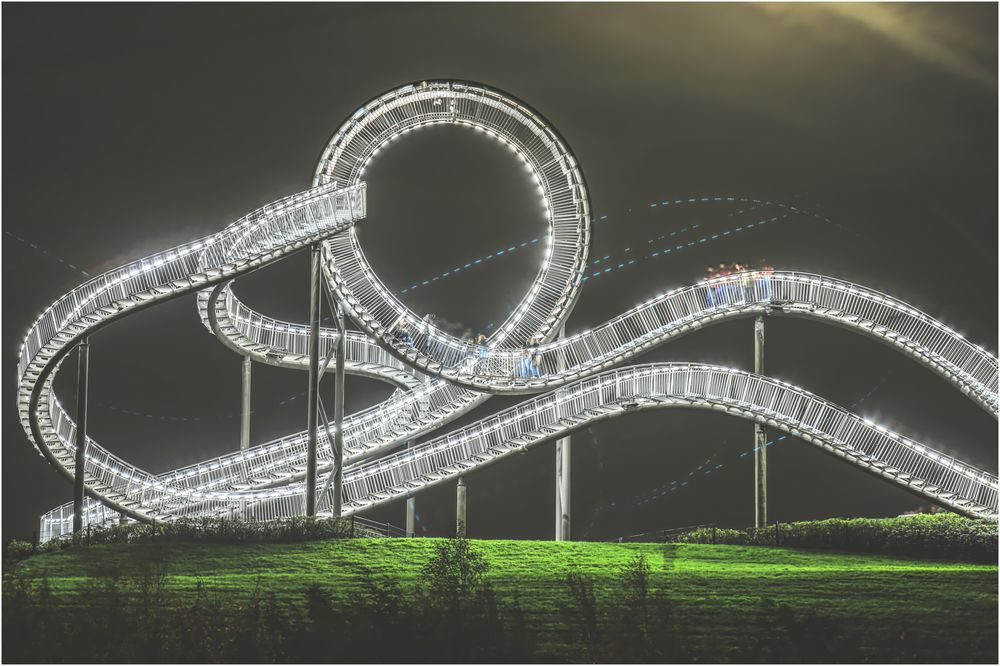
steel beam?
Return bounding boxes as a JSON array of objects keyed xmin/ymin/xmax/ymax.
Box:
[
  {"xmin": 73, "ymin": 338, "xmax": 89, "ymax": 534},
  {"xmin": 240, "ymin": 355, "xmax": 252, "ymax": 451},
  {"xmin": 754, "ymin": 316, "xmax": 767, "ymax": 527},
  {"xmin": 305, "ymin": 244, "xmax": 322, "ymax": 517}
]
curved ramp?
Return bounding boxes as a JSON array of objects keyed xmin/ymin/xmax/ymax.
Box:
[{"xmin": 23, "ymin": 80, "xmax": 997, "ymax": 541}]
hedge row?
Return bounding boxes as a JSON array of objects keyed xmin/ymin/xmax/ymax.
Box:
[
  {"xmin": 5, "ymin": 516, "xmax": 382, "ymax": 561},
  {"xmin": 674, "ymin": 513, "xmax": 997, "ymax": 563}
]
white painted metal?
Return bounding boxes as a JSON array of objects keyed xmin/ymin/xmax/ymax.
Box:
[
  {"xmin": 23, "ymin": 81, "xmax": 998, "ymax": 543},
  {"xmin": 240, "ymin": 355, "xmax": 252, "ymax": 451}
]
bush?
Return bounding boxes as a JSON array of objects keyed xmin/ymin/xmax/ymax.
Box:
[
  {"xmin": 412, "ymin": 537, "xmax": 525, "ymax": 661},
  {"xmin": 4, "ymin": 539, "xmax": 36, "ymax": 561},
  {"xmin": 6, "ymin": 515, "xmax": 384, "ymax": 562},
  {"xmin": 559, "ymin": 552, "xmax": 687, "ymax": 662},
  {"xmin": 4, "ymin": 537, "xmax": 537, "ymax": 663},
  {"xmin": 675, "ymin": 514, "xmax": 997, "ymax": 562}
]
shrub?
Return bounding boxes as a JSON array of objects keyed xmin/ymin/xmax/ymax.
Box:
[
  {"xmin": 414, "ymin": 537, "xmax": 510, "ymax": 661},
  {"xmin": 559, "ymin": 551, "xmax": 687, "ymax": 662},
  {"xmin": 558, "ymin": 569, "xmax": 602, "ymax": 661},
  {"xmin": 4, "ymin": 539, "xmax": 36, "ymax": 561},
  {"xmin": 295, "ymin": 537, "xmax": 530, "ymax": 662},
  {"xmin": 7, "ymin": 515, "xmax": 386, "ymax": 561},
  {"xmin": 675, "ymin": 514, "xmax": 997, "ymax": 562}
]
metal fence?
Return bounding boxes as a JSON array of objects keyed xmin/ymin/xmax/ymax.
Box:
[{"xmin": 612, "ymin": 523, "xmax": 717, "ymax": 543}]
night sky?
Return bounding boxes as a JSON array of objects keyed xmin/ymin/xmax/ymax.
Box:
[{"xmin": 3, "ymin": 4, "xmax": 997, "ymax": 543}]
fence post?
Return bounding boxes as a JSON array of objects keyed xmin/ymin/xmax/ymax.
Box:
[
  {"xmin": 386, "ymin": 522, "xmax": 391, "ymax": 538},
  {"xmin": 774, "ymin": 521, "xmax": 779, "ymax": 546},
  {"xmin": 351, "ymin": 515, "xmax": 356, "ymax": 538},
  {"xmin": 711, "ymin": 526, "xmax": 717, "ymax": 545}
]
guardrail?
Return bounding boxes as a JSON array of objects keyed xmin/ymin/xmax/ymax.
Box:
[{"xmin": 612, "ymin": 523, "xmax": 717, "ymax": 543}]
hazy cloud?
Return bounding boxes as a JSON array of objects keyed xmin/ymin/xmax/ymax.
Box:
[{"xmin": 762, "ymin": 3, "xmax": 997, "ymax": 90}]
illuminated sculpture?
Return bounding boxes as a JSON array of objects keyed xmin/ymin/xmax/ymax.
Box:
[{"xmin": 18, "ymin": 81, "xmax": 997, "ymax": 541}]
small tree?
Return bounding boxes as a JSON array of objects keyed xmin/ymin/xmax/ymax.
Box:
[
  {"xmin": 615, "ymin": 553, "xmax": 653, "ymax": 659},
  {"xmin": 557, "ymin": 570, "xmax": 603, "ymax": 661},
  {"xmin": 129, "ymin": 544, "xmax": 172, "ymax": 661},
  {"xmin": 415, "ymin": 538, "xmax": 504, "ymax": 661},
  {"xmin": 559, "ymin": 549, "xmax": 687, "ymax": 663},
  {"xmin": 421, "ymin": 537, "xmax": 491, "ymax": 605}
]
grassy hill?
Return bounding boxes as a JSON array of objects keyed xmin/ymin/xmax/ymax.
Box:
[{"xmin": 6, "ymin": 537, "xmax": 997, "ymax": 662}]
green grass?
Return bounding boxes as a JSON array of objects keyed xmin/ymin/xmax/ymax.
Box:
[{"xmin": 11, "ymin": 538, "xmax": 998, "ymax": 661}]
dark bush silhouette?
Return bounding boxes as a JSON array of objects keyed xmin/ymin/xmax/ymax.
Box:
[
  {"xmin": 558, "ymin": 569, "xmax": 602, "ymax": 661},
  {"xmin": 292, "ymin": 538, "xmax": 531, "ymax": 663},
  {"xmin": 559, "ymin": 550, "xmax": 687, "ymax": 662}
]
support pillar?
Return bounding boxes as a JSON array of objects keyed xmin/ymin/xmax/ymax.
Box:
[
  {"xmin": 555, "ymin": 440, "xmax": 571, "ymax": 540},
  {"xmin": 240, "ymin": 355, "xmax": 252, "ymax": 450},
  {"xmin": 332, "ymin": 301, "xmax": 346, "ymax": 517},
  {"xmin": 754, "ymin": 316, "xmax": 767, "ymax": 528},
  {"xmin": 73, "ymin": 338, "xmax": 90, "ymax": 534},
  {"xmin": 405, "ymin": 442, "xmax": 415, "ymax": 536},
  {"xmin": 305, "ymin": 244, "xmax": 322, "ymax": 517},
  {"xmin": 555, "ymin": 325, "xmax": 571, "ymax": 541},
  {"xmin": 456, "ymin": 476, "xmax": 467, "ymax": 537}
]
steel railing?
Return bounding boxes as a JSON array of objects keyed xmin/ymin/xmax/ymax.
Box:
[{"xmin": 26, "ymin": 81, "xmax": 998, "ymax": 542}]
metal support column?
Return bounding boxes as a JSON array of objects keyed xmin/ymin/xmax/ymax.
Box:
[
  {"xmin": 405, "ymin": 442, "xmax": 415, "ymax": 536},
  {"xmin": 456, "ymin": 476, "xmax": 467, "ymax": 537},
  {"xmin": 555, "ymin": 325, "xmax": 571, "ymax": 541},
  {"xmin": 305, "ymin": 244, "xmax": 322, "ymax": 517},
  {"xmin": 73, "ymin": 337, "xmax": 90, "ymax": 534},
  {"xmin": 406, "ymin": 496, "xmax": 416, "ymax": 537},
  {"xmin": 754, "ymin": 316, "xmax": 767, "ymax": 527},
  {"xmin": 332, "ymin": 301, "xmax": 346, "ymax": 517},
  {"xmin": 240, "ymin": 355, "xmax": 252, "ymax": 451},
  {"xmin": 555, "ymin": 440, "xmax": 571, "ymax": 540}
]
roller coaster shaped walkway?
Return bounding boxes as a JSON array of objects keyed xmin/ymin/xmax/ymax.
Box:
[{"xmin": 18, "ymin": 81, "xmax": 997, "ymax": 542}]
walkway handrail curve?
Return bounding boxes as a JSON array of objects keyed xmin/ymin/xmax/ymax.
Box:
[
  {"xmin": 333, "ymin": 364, "xmax": 997, "ymax": 518},
  {"xmin": 341, "ymin": 270, "xmax": 998, "ymax": 410},
  {"xmin": 18, "ymin": 183, "xmax": 366, "ymax": 523},
  {"xmin": 23, "ymin": 80, "xmax": 997, "ymax": 542},
  {"xmin": 205, "ymin": 265, "xmax": 999, "ymax": 412},
  {"xmin": 42, "ymin": 362, "xmax": 998, "ymax": 540}
]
